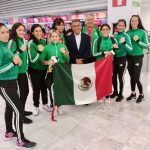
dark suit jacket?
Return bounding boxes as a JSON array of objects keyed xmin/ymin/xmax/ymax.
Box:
[{"xmin": 66, "ymin": 33, "xmax": 91, "ymax": 64}]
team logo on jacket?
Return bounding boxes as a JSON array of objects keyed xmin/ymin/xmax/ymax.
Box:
[{"xmin": 78, "ymin": 77, "xmax": 93, "ymax": 91}]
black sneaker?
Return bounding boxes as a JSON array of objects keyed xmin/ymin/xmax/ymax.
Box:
[
  {"xmin": 23, "ymin": 117, "xmax": 33, "ymax": 124},
  {"xmin": 136, "ymin": 95, "xmax": 144, "ymax": 103},
  {"xmin": 24, "ymin": 111, "xmax": 33, "ymax": 116},
  {"xmin": 110, "ymin": 92, "xmax": 118, "ymax": 98},
  {"xmin": 16, "ymin": 138, "xmax": 36, "ymax": 149},
  {"xmin": 116, "ymin": 95, "xmax": 124, "ymax": 102},
  {"xmin": 127, "ymin": 93, "xmax": 136, "ymax": 101},
  {"xmin": 105, "ymin": 95, "xmax": 110, "ymax": 98}
]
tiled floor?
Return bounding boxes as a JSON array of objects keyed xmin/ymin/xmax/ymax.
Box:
[{"xmin": 0, "ymin": 54, "xmax": 150, "ymax": 150}]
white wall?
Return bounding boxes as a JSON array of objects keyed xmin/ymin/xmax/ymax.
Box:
[
  {"xmin": 107, "ymin": 0, "xmax": 141, "ymax": 32},
  {"xmin": 108, "ymin": 0, "xmax": 131, "ymax": 28},
  {"xmin": 141, "ymin": 7, "xmax": 150, "ymax": 31}
]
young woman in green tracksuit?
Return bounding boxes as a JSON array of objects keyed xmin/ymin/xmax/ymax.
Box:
[
  {"xmin": 0, "ymin": 23, "xmax": 36, "ymax": 149},
  {"xmin": 52, "ymin": 18, "xmax": 67, "ymax": 45},
  {"xmin": 28, "ymin": 24, "xmax": 50, "ymax": 116},
  {"xmin": 92, "ymin": 24, "xmax": 118, "ymax": 98},
  {"xmin": 110, "ymin": 19, "xmax": 133, "ymax": 102},
  {"xmin": 39, "ymin": 29, "xmax": 69, "ymax": 113},
  {"xmin": 93, "ymin": 24, "xmax": 118, "ymax": 60},
  {"xmin": 126, "ymin": 15, "xmax": 149, "ymax": 103},
  {"xmin": 9, "ymin": 22, "xmax": 32, "ymax": 124},
  {"xmin": 82, "ymin": 13, "xmax": 101, "ymax": 62}
]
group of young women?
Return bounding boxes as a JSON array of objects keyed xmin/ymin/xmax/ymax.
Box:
[{"xmin": 0, "ymin": 14, "xmax": 149, "ymax": 149}]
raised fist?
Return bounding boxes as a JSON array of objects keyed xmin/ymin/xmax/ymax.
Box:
[
  {"xmin": 20, "ymin": 45, "xmax": 26, "ymax": 51},
  {"xmin": 13, "ymin": 55, "xmax": 22, "ymax": 65},
  {"xmin": 60, "ymin": 48, "xmax": 66, "ymax": 54},
  {"xmin": 133, "ymin": 35, "xmax": 139, "ymax": 41},
  {"xmin": 37, "ymin": 45, "xmax": 44, "ymax": 52},
  {"xmin": 120, "ymin": 37, "xmax": 125, "ymax": 43}
]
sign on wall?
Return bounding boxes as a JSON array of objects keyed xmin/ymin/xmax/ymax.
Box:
[
  {"xmin": 132, "ymin": 0, "xmax": 141, "ymax": 8},
  {"xmin": 112, "ymin": 0, "xmax": 127, "ymax": 7}
]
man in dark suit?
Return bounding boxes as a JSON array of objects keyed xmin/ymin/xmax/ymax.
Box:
[{"xmin": 66, "ymin": 19, "xmax": 91, "ymax": 64}]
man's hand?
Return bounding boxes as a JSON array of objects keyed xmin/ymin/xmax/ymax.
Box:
[{"xmin": 76, "ymin": 58, "xmax": 83, "ymax": 64}]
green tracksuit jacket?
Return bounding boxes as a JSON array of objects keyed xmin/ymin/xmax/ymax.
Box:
[
  {"xmin": 92, "ymin": 36, "xmax": 118, "ymax": 60},
  {"xmin": 0, "ymin": 41, "xmax": 18, "ymax": 80},
  {"xmin": 114, "ymin": 31, "xmax": 133, "ymax": 57},
  {"xmin": 28, "ymin": 39, "xmax": 47, "ymax": 70},
  {"xmin": 127, "ymin": 29, "xmax": 149, "ymax": 56},
  {"xmin": 9, "ymin": 37, "xmax": 27, "ymax": 73},
  {"xmin": 40, "ymin": 42, "xmax": 69, "ymax": 63}
]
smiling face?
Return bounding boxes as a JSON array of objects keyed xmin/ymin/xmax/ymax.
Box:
[
  {"xmin": 85, "ymin": 14, "xmax": 94, "ymax": 28},
  {"xmin": 32, "ymin": 26, "xmax": 43, "ymax": 40},
  {"xmin": 131, "ymin": 16, "xmax": 139, "ymax": 29},
  {"xmin": 56, "ymin": 22, "xmax": 65, "ymax": 34},
  {"xmin": 0, "ymin": 25, "xmax": 9, "ymax": 42},
  {"xmin": 117, "ymin": 21, "xmax": 126, "ymax": 32},
  {"xmin": 71, "ymin": 21, "xmax": 82, "ymax": 35},
  {"xmin": 50, "ymin": 31, "xmax": 60, "ymax": 43},
  {"xmin": 101, "ymin": 26, "xmax": 110, "ymax": 37},
  {"xmin": 16, "ymin": 25, "xmax": 25, "ymax": 38}
]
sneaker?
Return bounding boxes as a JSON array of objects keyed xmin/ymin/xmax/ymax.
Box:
[
  {"xmin": 16, "ymin": 138, "xmax": 36, "ymax": 149},
  {"xmin": 24, "ymin": 111, "xmax": 32, "ymax": 116},
  {"xmin": 110, "ymin": 92, "xmax": 118, "ymax": 98},
  {"xmin": 5, "ymin": 131, "xmax": 17, "ymax": 140},
  {"xmin": 136, "ymin": 95, "xmax": 144, "ymax": 103},
  {"xmin": 116, "ymin": 95, "xmax": 124, "ymax": 102},
  {"xmin": 43, "ymin": 104, "xmax": 51, "ymax": 112},
  {"xmin": 23, "ymin": 117, "xmax": 33, "ymax": 124},
  {"xmin": 105, "ymin": 95, "xmax": 110, "ymax": 99},
  {"xmin": 127, "ymin": 93, "xmax": 136, "ymax": 101},
  {"xmin": 33, "ymin": 107, "xmax": 40, "ymax": 116},
  {"xmin": 57, "ymin": 106, "xmax": 64, "ymax": 115}
]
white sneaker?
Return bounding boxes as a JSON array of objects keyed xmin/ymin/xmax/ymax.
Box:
[
  {"xmin": 57, "ymin": 106, "xmax": 64, "ymax": 115},
  {"xmin": 43, "ymin": 104, "xmax": 51, "ymax": 112},
  {"xmin": 33, "ymin": 107, "xmax": 40, "ymax": 116}
]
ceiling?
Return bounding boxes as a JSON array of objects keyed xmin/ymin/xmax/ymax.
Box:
[
  {"xmin": 0, "ymin": 0, "xmax": 149, "ymax": 19},
  {"xmin": 0, "ymin": 0, "xmax": 107, "ymax": 19}
]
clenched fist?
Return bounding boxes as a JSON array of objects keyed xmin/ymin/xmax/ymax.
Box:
[
  {"xmin": 13, "ymin": 55, "xmax": 22, "ymax": 66},
  {"xmin": 20, "ymin": 45, "xmax": 26, "ymax": 51},
  {"xmin": 60, "ymin": 48, "xmax": 66, "ymax": 54},
  {"xmin": 133, "ymin": 35, "xmax": 139, "ymax": 41},
  {"xmin": 120, "ymin": 37, "xmax": 125, "ymax": 43},
  {"xmin": 37, "ymin": 45, "xmax": 44, "ymax": 52},
  {"xmin": 113, "ymin": 44, "xmax": 119, "ymax": 49}
]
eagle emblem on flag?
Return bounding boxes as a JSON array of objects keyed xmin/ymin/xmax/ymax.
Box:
[{"xmin": 78, "ymin": 77, "xmax": 93, "ymax": 91}]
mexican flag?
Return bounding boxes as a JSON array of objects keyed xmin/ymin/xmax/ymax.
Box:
[{"xmin": 53, "ymin": 56, "xmax": 112, "ymax": 105}]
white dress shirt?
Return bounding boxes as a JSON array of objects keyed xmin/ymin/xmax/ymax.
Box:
[{"xmin": 74, "ymin": 33, "xmax": 81, "ymax": 50}]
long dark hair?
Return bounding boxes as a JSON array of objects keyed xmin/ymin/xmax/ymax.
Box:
[
  {"xmin": 117, "ymin": 19, "xmax": 127, "ymax": 27},
  {"xmin": 52, "ymin": 18, "xmax": 66, "ymax": 35},
  {"xmin": 9, "ymin": 22, "xmax": 25, "ymax": 50},
  {"xmin": 129, "ymin": 15, "xmax": 146, "ymax": 30},
  {"xmin": 30, "ymin": 24, "xmax": 43, "ymax": 45}
]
